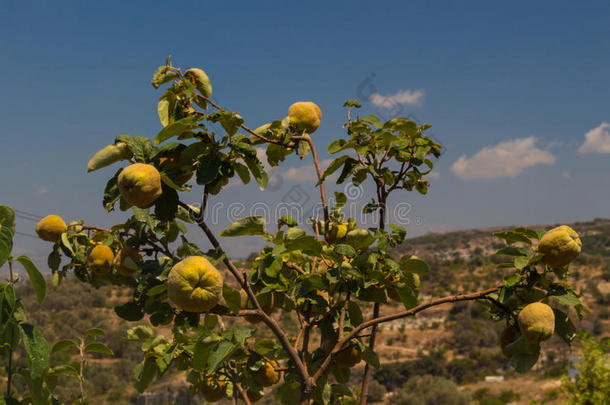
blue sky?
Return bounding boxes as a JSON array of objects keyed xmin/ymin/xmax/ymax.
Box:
[{"xmin": 1, "ymin": 0, "xmax": 609, "ymax": 265}]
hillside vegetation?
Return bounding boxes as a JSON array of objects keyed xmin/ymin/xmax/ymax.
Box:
[{"xmin": 7, "ymin": 218, "xmax": 610, "ymax": 404}]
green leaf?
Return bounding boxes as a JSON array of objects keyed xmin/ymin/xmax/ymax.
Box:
[
  {"xmin": 334, "ymin": 192, "xmax": 347, "ymax": 208},
  {"xmin": 343, "ymin": 229, "xmax": 375, "ymax": 250},
  {"xmin": 218, "ymin": 111, "xmax": 244, "ymax": 136},
  {"xmin": 16, "ymin": 255, "xmax": 45, "ymax": 304},
  {"xmin": 220, "ymin": 216, "xmax": 266, "ymax": 237},
  {"xmin": 347, "ymin": 301, "xmax": 363, "ymax": 326},
  {"xmin": 154, "ymin": 185, "xmax": 178, "ymax": 222},
  {"xmin": 503, "ymin": 273, "xmax": 522, "ymax": 287},
  {"xmin": 103, "ymin": 168, "xmax": 122, "ymax": 212},
  {"xmin": 85, "ymin": 328, "xmax": 106, "ymax": 337},
  {"xmin": 51, "ymin": 339, "xmax": 78, "ymax": 355},
  {"xmin": 134, "ymin": 357, "xmax": 157, "ymax": 392},
  {"xmin": 233, "ymin": 325, "xmax": 253, "ymax": 346},
  {"xmin": 206, "ymin": 340, "xmax": 236, "ymax": 373},
  {"xmin": 495, "ymin": 247, "xmax": 528, "ymax": 256},
  {"xmin": 196, "ymin": 154, "xmax": 221, "ymax": 185},
  {"xmin": 334, "ymin": 244, "xmax": 356, "ymax": 258},
  {"xmin": 361, "ymin": 115, "xmax": 383, "ymax": 128},
  {"xmin": 151, "ymin": 65, "xmax": 178, "ymax": 89},
  {"xmin": 552, "ymin": 308, "xmax": 576, "ymax": 345},
  {"xmin": 114, "ymin": 302, "xmax": 144, "ymax": 321},
  {"xmin": 86, "ymin": 143, "xmax": 131, "ymax": 172},
  {"xmin": 47, "ymin": 364, "xmax": 79, "ymax": 377},
  {"xmin": 223, "ymin": 285, "xmax": 241, "ymax": 313},
  {"xmin": 153, "ymin": 115, "xmax": 199, "ymax": 144},
  {"xmin": 276, "ymin": 381, "xmax": 302, "ymax": 405},
  {"xmin": 278, "ymin": 215, "xmax": 298, "ymax": 228},
  {"xmin": 0, "ymin": 205, "xmax": 15, "ymax": 267},
  {"xmin": 505, "ymin": 336, "xmax": 540, "ymax": 373},
  {"xmin": 19, "ymin": 323, "xmax": 49, "ymax": 380},
  {"xmin": 395, "ymin": 284, "xmax": 418, "ymax": 309},
  {"xmin": 157, "ymin": 92, "xmax": 175, "ymax": 127},
  {"xmin": 244, "ymin": 156, "xmax": 268, "ymax": 190},
  {"xmin": 85, "ymin": 342, "xmax": 114, "ymax": 356},
  {"xmin": 514, "ymin": 255, "xmax": 530, "ymax": 270},
  {"xmin": 233, "ymin": 161, "xmax": 250, "ymax": 185},
  {"xmin": 362, "ymin": 348, "xmax": 380, "ymax": 369},
  {"xmin": 116, "ymin": 135, "xmax": 157, "ymax": 163},
  {"xmin": 493, "ymin": 230, "xmax": 532, "ymax": 245},
  {"xmin": 549, "ymin": 287, "xmax": 580, "ymax": 306},
  {"xmin": 398, "ymin": 256, "xmax": 430, "ymax": 275},
  {"xmin": 254, "ymin": 339, "xmax": 276, "ymax": 355},
  {"xmin": 126, "ymin": 326, "xmax": 155, "ymax": 341}
]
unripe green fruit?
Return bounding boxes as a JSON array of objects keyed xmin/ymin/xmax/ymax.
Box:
[
  {"xmin": 35, "ymin": 215, "xmax": 67, "ymax": 242},
  {"xmin": 288, "ymin": 102, "xmax": 321, "ymax": 134},
  {"xmin": 118, "ymin": 163, "xmax": 163, "ymax": 208},
  {"xmin": 253, "ymin": 360, "xmax": 280, "ymax": 387},
  {"xmin": 538, "ymin": 225, "xmax": 582, "ymax": 267},
  {"xmin": 167, "ymin": 256, "xmax": 223, "ymax": 313},
  {"xmin": 518, "ymin": 302, "xmax": 555, "ymax": 344},
  {"xmin": 87, "ymin": 244, "xmax": 115, "ymax": 273},
  {"xmin": 335, "ymin": 343, "xmax": 362, "ymax": 368}
]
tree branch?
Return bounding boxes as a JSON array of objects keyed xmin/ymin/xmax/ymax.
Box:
[
  {"xmin": 292, "ymin": 135, "xmax": 329, "ymax": 241},
  {"xmin": 312, "ymin": 286, "xmax": 500, "ymax": 382}
]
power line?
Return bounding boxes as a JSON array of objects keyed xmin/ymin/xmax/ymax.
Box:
[
  {"xmin": 13, "ymin": 209, "xmax": 43, "ymax": 219},
  {"xmin": 16, "ymin": 214, "xmax": 39, "ymax": 222},
  {"xmin": 15, "ymin": 231, "xmax": 39, "ymax": 239}
]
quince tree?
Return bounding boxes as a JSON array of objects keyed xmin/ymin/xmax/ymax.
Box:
[{"xmin": 36, "ymin": 58, "xmax": 585, "ymax": 404}]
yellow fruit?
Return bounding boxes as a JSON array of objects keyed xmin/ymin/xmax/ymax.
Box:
[
  {"xmin": 253, "ymin": 360, "xmax": 280, "ymax": 387},
  {"xmin": 35, "ymin": 215, "xmax": 67, "ymax": 242},
  {"xmin": 387, "ymin": 273, "xmax": 420, "ymax": 302},
  {"xmin": 185, "ymin": 68, "xmax": 212, "ymax": 98},
  {"xmin": 335, "ymin": 343, "xmax": 362, "ymax": 368},
  {"xmin": 288, "ymin": 102, "xmax": 321, "ymax": 134},
  {"xmin": 538, "ymin": 225, "xmax": 582, "ymax": 267},
  {"xmin": 117, "ymin": 163, "xmax": 163, "ymax": 208},
  {"xmin": 329, "ymin": 222, "xmax": 348, "ymax": 243},
  {"xmin": 87, "ymin": 244, "xmax": 115, "ymax": 273},
  {"xmin": 167, "ymin": 256, "xmax": 223, "ymax": 313},
  {"xmin": 114, "ymin": 247, "xmax": 142, "ymax": 276},
  {"xmin": 518, "ymin": 302, "xmax": 555, "ymax": 344},
  {"xmin": 201, "ymin": 377, "xmax": 226, "ymax": 402},
  {"xmin": 500, "ymin": 325, "xmax": 519, "ymax": 358}
]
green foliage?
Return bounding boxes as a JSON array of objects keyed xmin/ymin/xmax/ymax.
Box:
[
  {"xmin": 561, "ymin": 334, "xmax": 610, "ymax": 404},
  {"xmin": 393, "ymin": 375, "xmax": 471, "ymax": 405}
]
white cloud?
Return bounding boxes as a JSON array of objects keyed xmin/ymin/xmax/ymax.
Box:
[
  {"xmin": 283, "ymin": 159, "xmax": 334, "ymax": 182},
  {"xmin": 36, "ymin": 185, "xmax": 49, "ymax": 196},
  {"xmin": 578, "ymin": 122, "xmax": 610, "ymax": 154},
  {"xmin": 370, "ymin": 89, "xmax": 424, "ymax": 109},
  {"xmin": 562, "ymin": 171, "xmax": 572, "ymax": 180},
  {"xmin": 451, "ymin": 137, "xmax": 556, "ymax": 180}
]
